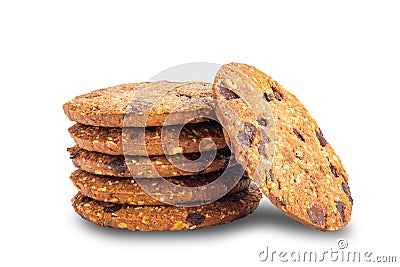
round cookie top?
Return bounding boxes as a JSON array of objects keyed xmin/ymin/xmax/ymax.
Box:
[
  {"xmin": 63, "ymin": 81, "xmax": 215, "ymax": 127},
  {"xmin": 213, "ymin": 62, "xmax": 353, "ymax": 231}
]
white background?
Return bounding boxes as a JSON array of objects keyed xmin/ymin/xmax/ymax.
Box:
[{"xmin": 1, "ymin": 0, "xmax": 399, "ymax": 266}]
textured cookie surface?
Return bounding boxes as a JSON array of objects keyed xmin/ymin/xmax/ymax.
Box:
[
  {"xmin": 72, "ymin": 185, "xmax": 261, "ymax": 231},
  {"xmin": 63, "ymin": 81, "xmax": 215, "ymax": 127},
  {"xmin": 68, "ymin": 146, "xmax": 234, "ymax": 178},
  {"xmin": 68, "ymin": 121, "xmax": 226, "ymax": 156},
  {"xmin": 213, "ymin": 62, "xmax": 352, "ymax": 231},
  {"xmin": 70, "ymin": 169, "xmax": 251, "ymax": 205}
]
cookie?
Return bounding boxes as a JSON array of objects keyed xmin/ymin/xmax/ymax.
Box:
[
  {"xmin": 72, "ymin": 184, "xmax": 261, "ymax": 231},
  {"xmin": 213, "ymin": 62, "xmax": 352, "ymax": 231},
  {"xmin": 70, "ymin": 168, "xmax": 251, "ymax": 205},
  {"xmin": 63, "ymin": 81, "xmax": 215, "ymax": 127},
  {"xmin": 68, "ymin": 146, "xmax": 234, "ymax": 178},
  {"xmin": 68, "ymin": 121, "xmax": 226, "ymax": 156}
]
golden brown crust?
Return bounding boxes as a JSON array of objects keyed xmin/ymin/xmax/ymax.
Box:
[
  {"xmin": 68, "ymin": 146, "xmax": 235, "ymax": 178},
  {"xmin": 70, "ymin": 169, "xmax": 251, "ymax": 205},
  {"xmin": 213, "ymin": 62, "xmax": 352, "ymax": 231},
  {"xmin": 68, "ymin": 121, "xmax": 226, "ymax": 156},
  {"xmin": 63, "ymin": 81, "xmax": 215, "ymax": 127},
  {"xmin": 72, "ymin": 185, "xmax": 261, "ymax": 231}
]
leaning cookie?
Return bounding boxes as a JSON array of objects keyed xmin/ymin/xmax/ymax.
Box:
[
  {"xmin": 213, "ymin": 62, "xmax": 352, "ymax": 231},
  {"xmin": 70, "ymin": 169, "xmax": 251, "ymax": 205},
  {"xmin": 68, "ymin": 146, "xmax": 234, "ymax": 178},
  {"xmin": 68, "ymin": 121, "xmax": 226, "ymax": 156},
  {"xmin": 72, "ymin": 185, "xmax": 261, "ymax": 231},
  {"xmin": 63, "ymin": 81, "xmax": 215, "ymax": 127}
]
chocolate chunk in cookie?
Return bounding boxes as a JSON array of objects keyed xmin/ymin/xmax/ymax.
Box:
[
  {"xmin": 71, "ymin": 185, "xmax": 262, "ymax": 231},
  {"xmin": 213, "ymin": 62, "xmax": 353, "ymax": 231}
]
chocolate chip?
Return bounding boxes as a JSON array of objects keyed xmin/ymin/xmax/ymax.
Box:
[
  {"xmin": 336, "ymin": 201, "xmax": 346, "ymax": 223},
  {"xmin": 109, "ymin": 157, "xmax": 127, "ymax": 173},
  {"xmin": 129, "ymin": 131, "xmax": 139, "ymax": 140},
  {"xmin": 67, "ymin": 148, "xmax": 80, "ymax": 159},
  {"xmin": 238, "ymin": 122, "xmax": 257, "ymax": 147},
  {"xmin": 258, "ymin": 140, "xmax": 268, "ymax": 159},
  {"xmin": 81, "ymin": 196, "xmax": 93, "ymax": 202},
  {"xmin": 272, "ymin": 86, "xmax": 283, "ymax": 101},
  {"xmin": 307, "ymin": 204, "xmax": 325, "ymax": 226},
  {"xmin": 260, "ymin": 128, "xmax": 271, "ymax": 143},
  {"xmin": 293, "ymin": 128, "xmax": 305, "ymax": 142},
  {"xmin": 269, "ymin": 169, "xmax": 275, "ymax": 181},
  {"xmin": 258, "ymin": 128, "xmax": 270, "ymax": 159},
  {"xmin": 256, "ymin": 117, "xmax": 269, "ymax": 127},
  {"xmin": 263, "ymin": 93, "xmax": 273, "ymax": 102},
  {"xmin": 342, "ymin": 182, "xmax": 353, "ymax": 203},
  {"xmin": 279, "ymin": 200, "xmax": 287, "ymax": 207},
  {"xmin": 237, "ymin": 132, "xmax": 250, "ymax": 146},
  {"xmin": 220, "ymin": 82, "xmax": 239, "ymax": 100},
  {"xmin": 243, "ymin": 122, "xmax": 257, "ymax": 142},
  {"xmin": 186, "ymin": 213, "xmax": 205, "ymax": 225},
  {"xmin": 330, "ymin": 164, "xmax": 340, "ymax": 177},
  {"xmin": 316, "ymin": 129, "xmax": 328, "ymax": 147},
  {"xmin": 102, "ymin": 203, "xmax": 122, "ymax": 213}
]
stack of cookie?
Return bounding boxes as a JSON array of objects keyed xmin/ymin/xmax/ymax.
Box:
[
  {"xmin": 64, "ymin": 64, "xmax": 353, "ymax": 232},
  {"xmin": 63, "ymin": 81, "xmax": 261, "ymax": 231}
]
